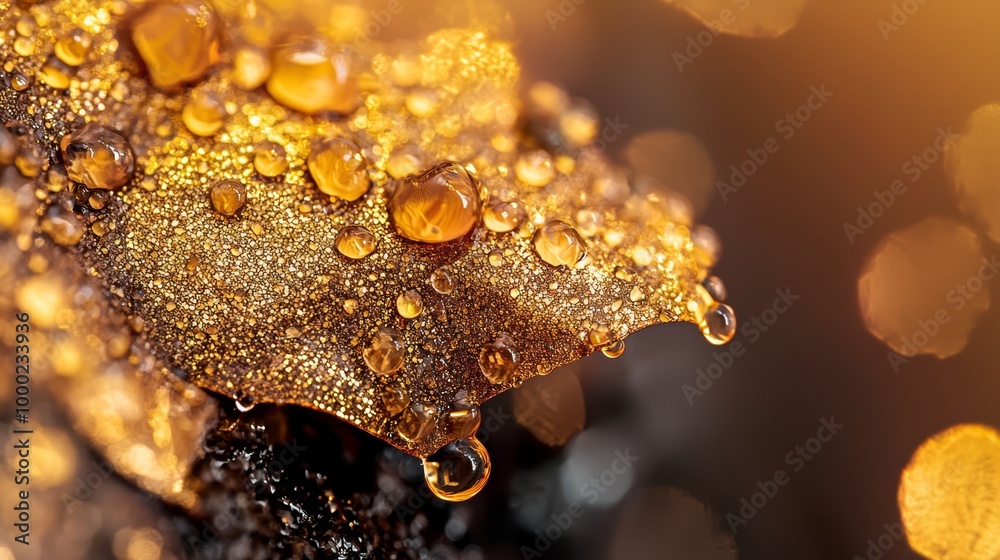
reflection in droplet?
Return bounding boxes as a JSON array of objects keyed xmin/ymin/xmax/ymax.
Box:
[
  {"xmin": 664, "ymin": 0, "xmax": 809, "ymax": 38},
  {"xmin": 363, "ymin": 327, "xmax": 405, "ymax": 376},
  {"xmin": 209, "ymin": 179, "xmax": 247, "ymax": 217},
  {"xmin": 948, "ymin": 104, "xmax": 1000, "ymax": 242},
  {"xmin": 267, "ymin": 39, "xmax": 358, "ymax": 115},
  {"xmin": 700, "ymin": 303, "xmax": 736, "ymax": 345},
  {"xmin": 389, "ymin": 162, "xmax": 482, "ymax": 243},
  {"xmin": 253, "ymin": 141, "xmax": 287, "ymax": 177},
  {"xmin": 858, "ymin": 217, "xmax": 990, "ymax": 359},
  {"xmin": 131, "ymin": 1, "xmax": 220, "ymax": 88},
  {"xmin": 512, "ymin": 366, "xmax": 585, "ymax": 446},
  {"xmin": 422, "ymin": 437, "xmax": 491, "ymax": 502},
  {"xmin": 625, "ymin": 130, "xmax": 715, "ymax": 216},
  {"xmin": 396, "ymin": 289, "xmax": 424, "ymax": 319},
  {"xmin": 334, "ymin": 225, "xmax": 377, "ymax": 259},
  {"xmin": 308, "ymin": 137, "xmax": 370, "ymax": 201},
  {"xmin": 899, "ymin": 424, "xmax": 1000, "ymax": 560},
  {"xmin": 611, "ymin": 486, "xmax": 736, "ymax": 560},
  {"xmin": 483, "ymin": 199, "xmax": 527, "ymax": 233},
  {"xmin": 479, "ymin": 333, "xmax": 520, "ymax": 385},
  {"xmin": 533, "ymin": 220, "xmax": 585, "ymax": 267},
  {"xmin": 398, "ymin": 402, "xmax": 437, "ymax": 443}
]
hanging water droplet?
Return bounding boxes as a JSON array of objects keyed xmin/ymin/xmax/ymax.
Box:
[
  {"xmin": 422, "ymin": 437, "xmax": 491, "ymax": 502},
  {"xmin": 334, "ymin": 225, "xmax": 376, "ymax": 259},
  {"xmin": 703, "ymin": 275, "xmax": 727, "ymax": 302},
  {"xmin": 601, "ymin": 338, "xmax": 625, "ymax": 359},
  {"xmin": 700, "ymin": 303, "xmax": 736, "ymax": 345},
  {"xmin": 388, "ymin": 161, "xmax": 482, "ymax": 243},
  {"xmin": 479, "ymin": 333, "xmax": 520, "ymax": 385},
  {"xmin": 363, "ymin": 327, "xmax": 405, "ymax": 376},
  {"xmin": 691, "ymin": 225, "xmax": 721, "ymax": 270},
  {"xmin": 533, "ymin": 220, "xmax": 586, "ymax": 267},
  {"xmin": 396, "ymin": 289, "xmax": 424, "ymax": 319},
  {"xmin": 233, "ymin": 390, "xmax": 256, "ymax": 413}
]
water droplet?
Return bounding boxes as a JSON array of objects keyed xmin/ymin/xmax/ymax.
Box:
[
  {"xmin": 334, "ymin": 225, "xmax": 376, "ymax": 259},
  {"xmin": 559, "ymin": 104, "xmax": 599, "ymax": 147},
  {"xmin": 691, "ymin": 225, "xmax": 721, "ymax": 270},
  {"xmin": 430, "ymin": 267, "xmax": 456, "ymax": 294},
  {"xmin": 396, "ymin": 289, "xmax": 424, "ymax": 319},
  {"xmin": 132, "ymin": 1, "xmax": 220, "ymax": 88},
  {"xmin": 405, "ymin": 89, "xmax": 441, "ymax": 117},
  {"xmin": 388, "ymin": 161, "xmax": 482, "ymax": 243},
  {"xmin": 515, "ymin": 150, "xmax": 555, "ymax": 187},
  {"xmin": 533, "ymin": 220, "xmax": 585, "ymax": 267},
  {"xmin": 488, "ymin": 250, "xmax": 503, "ymax": 267},
  {"xmin": 479, "ymin": 333, "xmax": 520, "ymax": 385},
  {"xmin": 60, "ymin": 123, "xmax": 135, "ymax": 191},
  {"xmin": 54, "ymin": 29, "xmax": 91, "ymax": 67},
  {"xmin": 13, "ymin": 37, "xmax": 35, "ymax": 57},
  {"xmin": 446, "ymin": 399, "xmax": 481, "ymax": 439},
  {"xmin": 183, "ymin": 90, "xmax": 227, "ymax": 136},
  {"xmin": 703, "ymin": 276, "xmax": 727, "ymax": 302},
  {"xmin": 209, "ymin": 179, "xmax": 247, "ymax": 217},
  {"xmin": 386, "ymin": 144, "xmax": 425, "ymax": 179},
  {"xmin": 233, "ymin": 390, "xmax": 256, "ymax": 412},
  {"xmin": 575, "ymin": 209, "xmax": 603, "ymax": 237},
  {"xmin": 382, "ymin": 383, "xmax": 410, "ymax": 416},
  {"xmin": 397, "ymin": 402, "xmax": 437, "ymax": 443},
  {"xmin": 700, "ymin": 303, "xmax": 736, "ymax": 345},
  {"xmin": 422, "ymin": 437, "xmax": 491, "ymax": 502},
  {"xmin": 40, "ymin": 200, "xmax": 84, "ymax": 246},
  {"xmin": 253, "ymin": 141, "xmax": 287, "ymax": 177},
  {"xmin": 38, "ymin": 56, "xmax": 72, "ymax": 90},
  {"xmin": 483, "ymin": 199, "xmax": 527, "ymax": 233},
  {"xmin": 232, "ymin": 45, "xmax": 270, "ymax": 90},
  {"xmin": 601, "ymin": 338, "xmax": 625, "ymax": 359},
  {"xmin": 267, "ymin": 39, "xmax": 358, "ymax": 115},
  {"xmin": 10, "ymin": 72, "xmax": 31, "ymax": 92},
  {"xmin": 363, "ymin": 327, "xmax": 405, "ymax": 376},
  {"xmin": 308, "ymin": 137, "xmax": 370, "ymax": 201}
]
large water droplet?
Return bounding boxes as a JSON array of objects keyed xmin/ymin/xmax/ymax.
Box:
[
  {"xmin": 334, "ymin": 225, "xmax": 376, "ymax": 259},
  {"xmin": 209, "ymin": 179, "xmax": 247, "ymax": 217},
  {"xmin": 308, "ymin": 137, "xmax": 370, "ymax": 201},
  {"xmin": 398, "ymin": 402, "xmax": 437, "ymax": 443},
  {"xmin": 388, "ymin": 161, "xmax": 482, "ymax": 243},
  {"xmin": 422, "ymin": 437, "xmax": 491, "ymax": 502},
  {"xmin": 363, "ymin": 327, "xmax": 405, "ymax": 376},
  {"xmin": 479, "ymin": 333, "xmax": 520, "ymax": 385},
  {"xmin": 515, "ymin": 149, "xmax": 555, "ymax": 187},
  {"xmin": 183, "ymin": 90, "xmax": 227, "ymax": 136},
  {"xmin": 267, "ymin": 39, "xmax": 358, "ymax": 115},
  {"xmin": 533, "ymin": 220, "xmax": 586, "ymax": 267},
  {"xmin": 253, "ymin": 141, "xmax": 287, "ymax": 178},
  {"xmin": 54, "ymin": 29, "xmax": 91, "ymax": 67},
  {"xmin": 60, "ymin": 123, "xmax": 135, "ymax": 191},
  {"xmin": 132, "ymin": 1, "xmax": 220, "ymax": 88},
  {"xmin": 396, "ymin": 289, "xmax": 424, "ymax": 319},
  {"xmin": 483, "ymin": 199, "xmax": 527, "ymax": 233}
]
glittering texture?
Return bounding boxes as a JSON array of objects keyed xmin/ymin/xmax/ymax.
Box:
[{"xmin": 0, "ymin": 0, "xmax": 725, "ymax": 459}]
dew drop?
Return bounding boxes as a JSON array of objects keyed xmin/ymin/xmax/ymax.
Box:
[
  {"xmin": 182, "ymin": 90, "xmax": 227, "ymax": 136},
  {"xmin": 515, "ymin": 149, "xmax": 555, "ymax": 187},
  {"xmin": 40, "ymin": 200, "xmax": 84, "ymax": 246},
  {"xmin": 601, "ymin": 338, "xmax": 626, "ymax": 359},
  {"xmin": 334, "ymin": 225, "xmax": 376, "ymax": 259},
  {"xmin": 60, "ymin": 123, "xmax": 135, "ymax": 191},
  {"xmin": 397, "ymin": 402, "xmax": 437, "ymax": 443},
  {"xmin": 382, "ymin": 383, "xmax": 410, "ymax": 416},
  {"xmin": 479, "ymin": 333, "xmax": 520, "ymax": 385},
  {"xmin": 700, "ymin": 303, "xmax": 736, "ymax": 345},
  {"xmin": 54, "ymin": 29, "xmax": 92, "ymax": 67},
  {"xmin": 10, "ymin": 72, "xmax": 31, "ymax": 92},
  {"xmin": 533, "ymin": 220, "xmax": 585, "ymax": 267},
  {"xmin": 703, "ymin": 275, "xmax": 727, "ymax": 302},
  {"xmin": 388, "ymin": 161, "xmax": 482, "ymax": 243},
  {"xmin": 253, "ymin": 141, "xmax": 287, "ymax": 178},
  {"xmin": 483, "ymin": 199, "xmax": 527, "ymax": 233},
  {"xmin": 430, "ymin": 267, "xmax": 456, "ymax": 294},
  {"xmin": 131, "ymin": 1, "xmax": 220, "ymax": 88},
  {"xmin": 308, "ymin": 137, "xmax": 370, "ymax": 201},
  {"xmin": 267, "ymin": 39, "xmax": 358, "ymax": 115},
  {"xmin": 386, "ymin": 144, "xmax": 425, "ymax": 179},
  {"xmin": 233, "ymin": 391, "xmax": 256, "ymax": 413},
  {"xmin": 232, "ymin": 46, "xmax": 271, "ymax": 90},
  {"xmin": 363, "ymin": 327, "xmax": 405, "ymax": 376},
  {"xmin": 396, "ymin": 289, "xmax": 424, "ymax": 319},
  {"xmin": 422, "ymin": 437, "xmax": 491, "ymax": 502},
  {"xmin": 209, "ymin": 179, "xmax": 247, "ymax": 217}
]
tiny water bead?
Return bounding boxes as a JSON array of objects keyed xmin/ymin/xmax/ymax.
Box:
[
  {"xmin": 363, "ymin": 327, "xmax": 405, "ymax": 376},
  {"xmin": 386, "ymin": 144, "xmax": 426, "ymax": 179},
  {"xmin": 397, "ymin": 402, "xmax": 437, "ymax": 443},
  {"xmin": 209, "ymin": 180, "xmax": 247, "ymax": 217},
  {"xmin": 422, "ymin": 437, "xmax": 491, "ymax": 502},
  {"xmin": 388, "ymin": 162, "xmax": 482, "ymax": 243},
  {"xmin": 533, "ymin": 220, "xmax": 586, "ymax": 267},
  {"xmin": 396, "ymin": 289, "xmax": 424, "ymax": 319},
  {"xmin": 430, "ymin": 267, "xmax": 456, "ymax": 294},
  {"xmin": 700, "ymin": 303, "xmax": 736, "ymax": 345},
  {"xmin": 483, "ymin": 199, "xmax": 527, "ymax": 233},
  {"xmin": 601, "ymin": 339, "xmax": 626, "ymax": 359},
  {"xmin": 60, "ymin": 123, "xmax": 135, "ymax": 191},
  {"xmin": 515, "ymin": 149, "xmax": 555, "ymax": 187},
  {"xmin": 479, "ymin": 333, "xmax": 520, "ymax": 385},
  {"xmin": 54, "ymin": 29, "xmax": 92, "ymax": 67},
  {"xmin": 131, "ymin": 1, "xmax": 220, "ymax": 89},
  {"xmin": 382, "ymin": 384, "xmax": 410, "ymax": 416},
  {"xmin": 334, "ymin": 225, "xmax": 377, "ymax": 259},
  {"xmin": 182, "ymin": 91, "xmax": 227, "ymax": 136},
  {"xmin": 308, "ymin": 137, "xmax": 370, "ymax": 201},
  {"xmin": 253, "ymin": 141, "xmax": 288, "ymax": 177},
  {"xmin": 267, "ymin": 39, "xmax": 358, "ymax": 115}
]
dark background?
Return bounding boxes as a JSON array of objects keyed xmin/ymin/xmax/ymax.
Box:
[{"xmin": 451, "ymin": 0, "xmax": 1000, "ymax": 558}]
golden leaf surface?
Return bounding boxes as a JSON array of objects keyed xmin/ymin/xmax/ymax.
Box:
[{"xmin": 0, "ymin": 0, "xmax": 731, "ymax": 458}]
